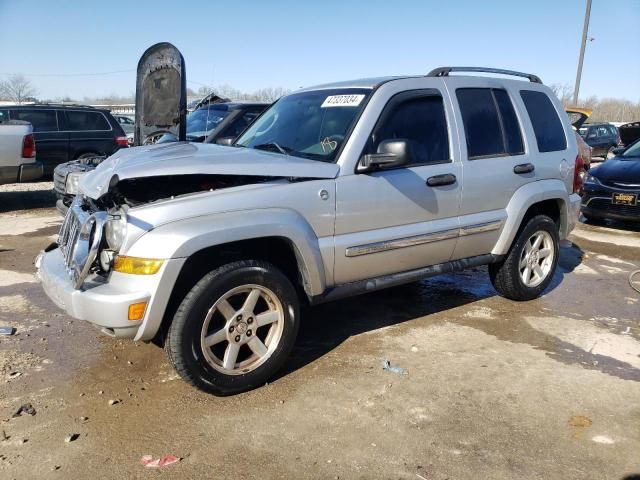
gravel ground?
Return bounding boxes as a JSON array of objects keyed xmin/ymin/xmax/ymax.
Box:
[{"xmin": 0, "ymin": 184, "xmax": 639, "ymax": 479}]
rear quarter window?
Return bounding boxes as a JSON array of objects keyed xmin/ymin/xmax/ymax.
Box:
[
  {"xmin": 519, "ymin": 90, "xmax": 567, "ymax": 152},
  {"xmin": 0, "ymin": 109, "xmax": 9, "ymax": 123}
]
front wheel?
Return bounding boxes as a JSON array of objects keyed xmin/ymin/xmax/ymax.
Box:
[
  {"xmin": 489, "ymin": 215, "xmax": 559, "ymax": 301},
  {"xmin": 165, "ymin": 260, "xmax": 300, "ymax": 395}
]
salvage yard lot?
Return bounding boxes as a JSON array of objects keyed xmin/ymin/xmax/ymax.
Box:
[{"xmin": 0, "ymin": 183, "xmax": 639, "ymax": 479}]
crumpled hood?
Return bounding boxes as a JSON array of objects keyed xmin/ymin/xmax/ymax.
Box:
[{"xmin": 79, "ymin": 142, "xmax": 340, "ymax": 199}]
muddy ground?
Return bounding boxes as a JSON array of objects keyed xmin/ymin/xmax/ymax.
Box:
[{"xmin": 0, "ymin": 183, "xmax": 639, "ymax": 480}]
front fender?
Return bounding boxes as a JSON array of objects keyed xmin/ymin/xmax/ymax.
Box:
[
  {"xmin": 125, "ymin": 208, "xmax": 327, "ymax": 297},
  {"xmin": 492, "ymin": 179, "xmax": 570, "ymax": 255}
]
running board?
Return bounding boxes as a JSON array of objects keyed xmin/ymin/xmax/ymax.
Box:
[{"xmin": 311, "ymin": 254, "xmax": 503, "ymax": 305}]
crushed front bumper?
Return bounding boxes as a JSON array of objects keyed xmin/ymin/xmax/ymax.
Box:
[{"xmin": 36, "ymin": 247, "xmax": 184, "ymax": 340}]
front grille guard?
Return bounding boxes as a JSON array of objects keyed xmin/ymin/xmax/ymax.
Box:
[{"xmin": 58, "ymin": 198, "xmax": 108, "ymax": 289}]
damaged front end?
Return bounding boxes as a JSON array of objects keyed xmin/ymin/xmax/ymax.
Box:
[{"xmin": 94, "ymin": 173, "xmax": 280, "ymax": 208}]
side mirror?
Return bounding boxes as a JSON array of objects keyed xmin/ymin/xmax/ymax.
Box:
[
  {"xmin": 215, "ymin": 137, "xmax": 234, "ymax": 146},
  {"xmin": 360, "ymin": 139, "xmax": 411, "ymax": 170},
  {"xmin": 611, "ymin": 146, "xmax": 625, "ymax": 156}
]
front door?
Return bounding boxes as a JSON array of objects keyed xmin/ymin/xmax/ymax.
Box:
[{"xmin": 333, "ymin": 89, "xmax": 461, "ymax": 284}]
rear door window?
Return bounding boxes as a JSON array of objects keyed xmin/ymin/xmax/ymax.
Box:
[
  {"xmin": 370, "ymin": 93, "xmax": 450, "ymax": 165},
  {"xmin": 519, "ymin": 90, "xmax": 567, "ymax": 152},
  {"xmin": 456, "ymin": 88, "xmax": 524, "ymax": 159},
  {"xmin": 66, "ymin": 111, "xmax": 111, "ymax": 131},
  {"xmin": 10, "ymin": 109, "xmax": 58, "ymax": 132}
]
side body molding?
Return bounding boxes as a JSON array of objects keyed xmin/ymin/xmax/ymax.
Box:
[
  {"xmin": 492, "ymin": 179, "xmax": 570, "ymax": 255},
  {"xmin": 125, "ymin": 208, "xmax": 328, "ymax": 298}
]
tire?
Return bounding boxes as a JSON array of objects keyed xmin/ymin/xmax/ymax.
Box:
[
  {"xmin": 489, "ymin": 215, "xmax": 559, "ymax": 301},
  {"xmin": 76, "ymin": 152, "xmax": 100, "ymax": 160},
  {"xmin": 165, "ymin": 260, "xmax": 300, "ymax": 395}
]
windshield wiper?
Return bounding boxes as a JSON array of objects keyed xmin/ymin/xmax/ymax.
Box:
[{"xmin": 253, "ymin": 142, "xmax": 290, "ymax": 156}]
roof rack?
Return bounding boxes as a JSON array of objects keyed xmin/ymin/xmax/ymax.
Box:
[
  {"xmin": 427, "ymin": 67, "xmax": 542, "ymax": 84},
  {"xmin": 16, "ymin": 103, "xmax": 97, "ymax": 109}
]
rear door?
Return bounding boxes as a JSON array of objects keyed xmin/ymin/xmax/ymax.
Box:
[
  {"xmin": 10, "ymin": 108, "xmax": 68, "ymax": 174},
  {"xmin": 444, "ymin": 79, "xmax": 531, "ymax": 259},
  {"xmin": 64, "ymin": 110, "xmax": 115, "ymax": 159}
]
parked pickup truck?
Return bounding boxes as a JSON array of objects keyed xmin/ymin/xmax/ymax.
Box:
[
  {"xmin": 36, "ymin": 67, "xmax": 582, "ymax": 395},
  {"xmin": 0, "ymin": 119, "xmax": 42, "ymax": 185}
]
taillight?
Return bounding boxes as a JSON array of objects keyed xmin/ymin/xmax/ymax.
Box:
[
  {"xmin": 115, "ymin": 136, "xmax": 129, "ymax": 147},
  {"xmin": 21, "ymin": 134, "xmax": 36, "ymax": 158},
  {"xmin": 573, "ymin": 155, "xmax": 585, "ymax": 193}
]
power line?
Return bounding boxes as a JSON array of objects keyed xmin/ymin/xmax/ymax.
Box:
[{"xmin": 0, "ymin": 69, "xmax": 135, "ymax": 77}]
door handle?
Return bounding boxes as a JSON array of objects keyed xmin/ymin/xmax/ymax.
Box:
[
  {"xmin": 426, "ymin": 173, "xmax": 457, "ymax": 187},
  {"xmin": 513, "ymin": 163, "xmax": 535, "ymax": 174}
]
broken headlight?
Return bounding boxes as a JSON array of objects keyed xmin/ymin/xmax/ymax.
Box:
[
  {"xmin": 65, "ymin": 172, "xmax": 82, "ymax": 195},
  {"xmin": 104, "ymin": 212, "xmax": 127, "ymax": 251}
]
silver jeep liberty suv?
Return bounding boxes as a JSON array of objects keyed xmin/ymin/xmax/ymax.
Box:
[{"xmin": 37, "ymin": 67, "xmax": 583, "ymax": 395}]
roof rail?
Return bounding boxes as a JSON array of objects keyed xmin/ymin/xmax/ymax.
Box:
[
  {"xmin": 16, "ymin": 103, "xmax": 97, "ymax": 109},
  {"xmin": 427, "ymin": 67, "xmax": 542, "ymax": 84}
]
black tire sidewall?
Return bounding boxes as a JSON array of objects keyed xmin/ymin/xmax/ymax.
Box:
[
  {"xmin": 509, "ymin": 215, "xmax": 560, "ymax": 297},
  {"xmin": 169, "ymin": 261, "xmax": 299, "ymax": 395}
]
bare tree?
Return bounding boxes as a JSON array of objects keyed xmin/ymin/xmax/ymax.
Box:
[{"xmin": 0, "ymin": 74, "xmax": 37, "ymax": 103}]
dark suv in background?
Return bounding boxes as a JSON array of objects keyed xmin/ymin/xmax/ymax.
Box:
[
  {"xmin": 579, "ymin": 122, "xmax": 621, "ymax": 159},
  {"xmin": 0, "ymin": 104, "xmax": 128, "ymax": 175}
]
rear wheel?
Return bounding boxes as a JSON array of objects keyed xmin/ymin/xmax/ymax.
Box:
[
  {"xmin": 165, "ymin": 260, "xmax": 300, "ymax": 395},
  {"xmin": 489, "ymin": 215, "xmax": 559, "ymax": 301}
]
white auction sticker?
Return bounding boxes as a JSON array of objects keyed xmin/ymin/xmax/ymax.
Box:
[{"xmin": 321, "ymin": 94, "xmax": 365, "ymax": 108}]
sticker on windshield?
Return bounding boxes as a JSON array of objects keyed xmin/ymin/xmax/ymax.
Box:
[{"xmin": 321, "ymin": 94, "xmax": 365, "ymax": 108}]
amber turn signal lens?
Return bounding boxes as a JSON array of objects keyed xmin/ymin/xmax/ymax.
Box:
[
  {"xmin": 113, "ymin": 256, "xmax": 164, "ymax": 275},
  {"xmin": 128, "ymin": 302, "xmax": 148, "ymax": 321}
]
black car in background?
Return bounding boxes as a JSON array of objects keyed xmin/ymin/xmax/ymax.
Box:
[
  {"xmin": 581, "ymin": 138, "xmax": 640, "ymax": 222},
  {"xmin": 156, "ymin": 101, "xmax": 268, "ymax": 144},
  {"xmin": 0, "ymin": 104, "xmax": 128, "ymax": 175},
  {"xmin": 578, "ymin": 122, "xmax": 621, "ymax": 159}
]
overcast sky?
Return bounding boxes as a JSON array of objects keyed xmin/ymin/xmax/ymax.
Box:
[{"xmin": 1, "ymin": 0, "xmax": 638, "ymax": 101}]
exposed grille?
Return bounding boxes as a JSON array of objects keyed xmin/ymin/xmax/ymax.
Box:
[
  {"xmin": 587, "ymin": 198, "xmax": 639, "ymax": 217},
  {"xmin": 56, "ymin": 199, "xmax": 108, "ymax": 289},
  {"xmin": 58, "ymin": 206, "xmax": 84, "ymax": 267}
]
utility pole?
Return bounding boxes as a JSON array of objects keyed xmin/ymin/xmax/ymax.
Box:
[{"xmin": 573, "ymin": 0, "xmax": 592, "ymax": 105}]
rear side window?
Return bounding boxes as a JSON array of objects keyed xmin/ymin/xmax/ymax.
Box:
[
  {"xmin": 371, "ymin": 94, "xmax": 450, "ymax": 165},
  {"xmin": 0, "ymin": 109, "xmax": 9, "ymax": 123},
  {"xmin": 10, "ymin": 109, "xmax": 58, "ymax": 132},
  {"xmin": 456, "ymin": 88, "xmax": 524, "ymax": 159},
  {"xmin": 66, "ymin": 111, "xmax": 110, "ymax": 131},
  {"xmin": 520, "ymin": 90, "xmax": 567, "ymax": 152}
]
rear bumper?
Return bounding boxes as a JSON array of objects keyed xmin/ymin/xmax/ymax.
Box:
[
  {"xmin": 566, "ymin": 193, "xmax": 581, "ymax": 237},
  {"xmin": 18, "ymin": 161, "xmax": 44, "ymax": 182},
  {"xmin": 0, "ymin": 162, "xmax": 43, "ymax": 184},
  {"xmin": 36, "ymin": 247, "xmax": 185, "ymax": 340}
]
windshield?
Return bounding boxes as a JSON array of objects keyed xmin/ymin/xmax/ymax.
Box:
[
  {"xmin": 235, "ymin": 88, "xmax": 371, "ymax": 162},
  {"xmin": 186, "ymin": 106, "xmax": 230, "ymax": 135},
  {"xmin": 621, "ymin": 140, "xmax": 640, "ymax": 158}
]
